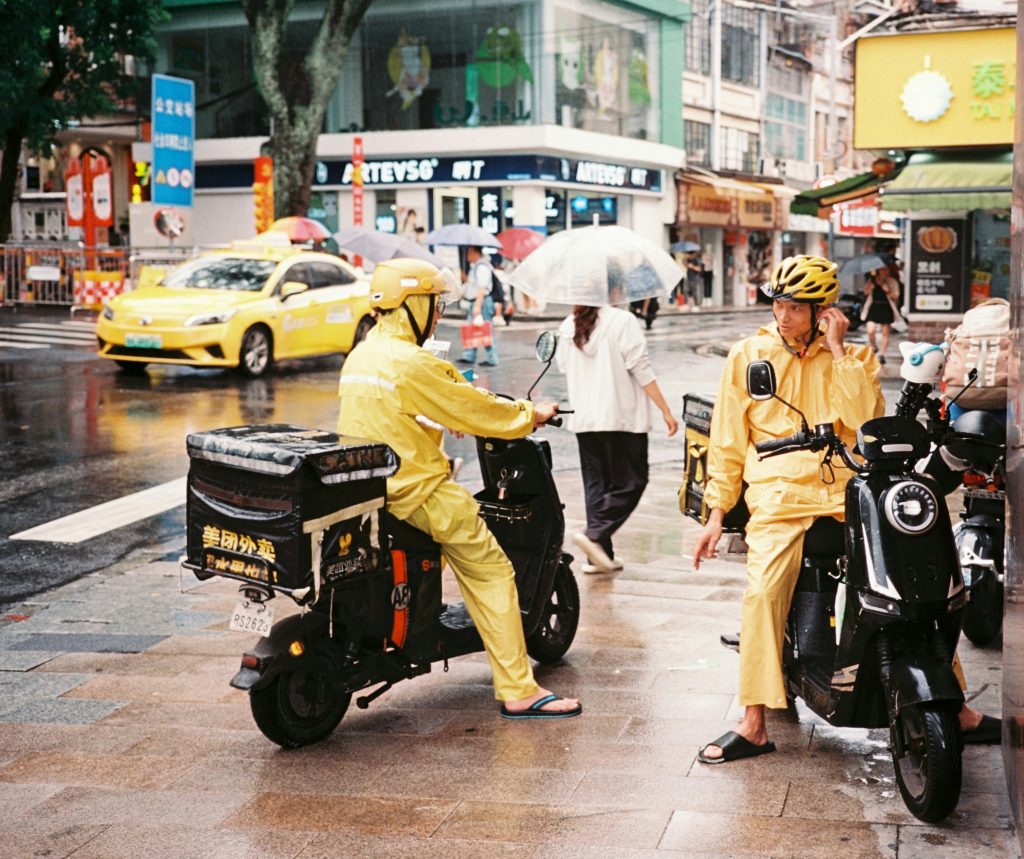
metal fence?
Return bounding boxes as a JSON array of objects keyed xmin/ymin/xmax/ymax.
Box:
[{"xmin": 0, "ymin": 244, "xmax": 198, "ymax": 308}]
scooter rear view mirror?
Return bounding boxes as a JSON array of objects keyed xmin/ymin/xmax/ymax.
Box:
[
  {"xmin": 747, "ymin": 361, "xmax": 777, "ymax": 400},
  {"xmin": 527, "ymin": 331, "xmax": 558, "ymax": 401},
  {"xmin": 747, "ymin": 359, "xmax": 810, "ymax": 432}
]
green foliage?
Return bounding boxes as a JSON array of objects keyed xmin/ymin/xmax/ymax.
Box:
[{"xmin": 0, "ymin": 0, "xmax": 165, "ymax": 149}]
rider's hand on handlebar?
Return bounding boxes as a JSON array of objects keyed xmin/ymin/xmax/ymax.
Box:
[
  {"xmin": 819, "ymin": 306, "xmax": 849, "ymax": 358},
  {"xmin": 533, "ymin": 401, "xmax": 560, "ymax": 427},
  {"xmin": 692, "ymin": 509, "xmax": 724, "ymax": 570}
]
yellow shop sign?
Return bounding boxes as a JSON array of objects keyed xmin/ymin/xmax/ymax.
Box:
[{"xmin": 854, "ymin": 28, "xmax": 1015, "ymax": 149}]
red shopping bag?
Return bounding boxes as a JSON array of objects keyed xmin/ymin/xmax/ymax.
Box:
[{"xmin": 460, "ymin": 321, "xmax": 493, "ymax": 349}]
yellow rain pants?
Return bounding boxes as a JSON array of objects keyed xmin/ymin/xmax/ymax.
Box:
[
  {"xmin": 701, "ymin": 322, "xmax": 885, "ymax": 708},
  {"xmin": 338, "ymin": 298, "xmax": 539, "ymax": 702}
]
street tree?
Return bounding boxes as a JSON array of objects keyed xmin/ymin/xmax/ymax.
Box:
[
  {"xmin": 242, "ymin": 0, "xmax": 373, "ymax": 219},
  {"xmin": 0, "ymin": 1, "xmax": 164, "ymax": 240}
]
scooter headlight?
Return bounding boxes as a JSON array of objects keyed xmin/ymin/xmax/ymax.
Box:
[{"xmin": 882, "ymin": 480, "xmax": 939, "ymax": 535}]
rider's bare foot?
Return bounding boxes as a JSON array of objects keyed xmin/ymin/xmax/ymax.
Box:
[
  {"xmin": 700, "ymin": 705, "xmax": 769, "ymax": 761},
  {"xmin": 959, "ymin": 703, "xmax": 984, "ymax": 731},
  {"xmin": 502, "ymin": 687, "xmax": 581, "ymax": 715}
]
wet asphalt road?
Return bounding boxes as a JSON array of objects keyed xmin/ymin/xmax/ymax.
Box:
[{"xmin": 0, "ymin": 304, "xmax": 891, "ymax": 608}]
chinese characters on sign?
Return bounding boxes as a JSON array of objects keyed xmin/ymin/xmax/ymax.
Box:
[
  {"xmin": 202, "ymin": 523, "xmax": 276, "ymax": 581},
  {"xmin": 152, "ymin": 74, "xmax": 195, "ymax": 207}
]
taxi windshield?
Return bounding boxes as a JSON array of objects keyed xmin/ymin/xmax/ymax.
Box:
[{"xmin": 162, "ymin": 257, "xmax": 277, "ymax": 292}]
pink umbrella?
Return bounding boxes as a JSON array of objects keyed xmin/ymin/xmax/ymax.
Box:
[
  {"xmin": 497, "ymin": 227, "xmax": 545, "ymax": 261},
  {"xmin": 267, "ymin": 216, "xmax": 331, "ymax": 243}
]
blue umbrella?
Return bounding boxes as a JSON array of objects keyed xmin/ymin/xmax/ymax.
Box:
[
  {"xmin": 670, "ymin": 240, "xmax": 701, "ymax": 253},
  {"xmin": 425, "ymin": 223, "xmax": 501, "ymax": 248}
]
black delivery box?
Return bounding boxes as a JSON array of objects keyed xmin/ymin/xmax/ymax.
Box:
[
  {"xmin": 183, "ymin": 424, "xmax": 398, "ymax": 598},
  {"xmin": 681, "ymin": 394, "xmax": 749, "ymax": 533}
]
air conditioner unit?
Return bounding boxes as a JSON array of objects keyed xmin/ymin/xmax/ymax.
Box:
[{"xmin": 759, "ymin": 158, "xmax": 781, "ymax": 178}]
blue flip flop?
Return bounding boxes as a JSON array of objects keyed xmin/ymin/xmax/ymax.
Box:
[{"xmin": 499, "ymin": 693, "xmax": 583, "ymax": 720}]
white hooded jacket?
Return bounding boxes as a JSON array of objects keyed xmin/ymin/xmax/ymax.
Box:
[{"xmin": 556, "ymin": 305, "xmax": 658, "ymax": 434}]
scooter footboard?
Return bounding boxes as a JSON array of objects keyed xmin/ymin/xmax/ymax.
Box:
[{"xmin": 890, "ymin": 654, "xmax": 965, "ymax": 713}]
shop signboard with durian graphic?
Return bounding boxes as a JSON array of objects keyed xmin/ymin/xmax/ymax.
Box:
[{"xmin": 854, "ymin": 28, "xmax": 1015, "ymax": 149}]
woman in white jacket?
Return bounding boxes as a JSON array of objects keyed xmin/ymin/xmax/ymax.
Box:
[{"xmin": 557, "ymin": 305, "xmax": 678, "ymax": 573}]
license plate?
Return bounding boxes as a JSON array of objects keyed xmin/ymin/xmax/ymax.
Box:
[
  {"xmin": 126, "ymin": 333, "xmax": 163, "ymax": 349},
  {"xmin": 229, "ymin": 600, "xmax": 274, "ymax": 636}
]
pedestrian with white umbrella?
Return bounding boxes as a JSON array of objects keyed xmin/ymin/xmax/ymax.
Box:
[{"xmin": 511, "ymin": 225, "xmax": 680, "ymax": 573}]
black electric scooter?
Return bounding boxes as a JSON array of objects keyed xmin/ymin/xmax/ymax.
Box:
[
  {"xmin": 746, "ymin": 360, "xmax": 968, "ymax": 823},
  {"xmin": 181, "ymin": 333, "xmax": 579, "ymax": 749}
]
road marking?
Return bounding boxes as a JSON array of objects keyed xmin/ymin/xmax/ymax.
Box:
[
  {"xmin": 11, "ymin": 477, "xmax": 187, "ymax": 544},
  {"xmin": 0, "ymin": 340, "xmax": 47, "ymax": 350},
  {"xmin": 0, "ymin": 331, "xmax": 96, "ymax": 343},
  {"xmin": 13, "ymin": 323, "xmax": 96, "ymax": 339}
]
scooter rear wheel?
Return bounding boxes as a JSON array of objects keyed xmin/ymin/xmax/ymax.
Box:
[
  {"xmin": 526, "ymin": 561, "xmax": 580, "ymax": 664},
  {"xmin": 961, "ymin": 570, "xmax": 1003, "ymax": 647},
  {"xmin": 250, "ymin": 668, "xmax": 351, "ymax": 749},
  {"xmin": 891, "ymin": 703, "xmax": 962, "ymax": 823}
]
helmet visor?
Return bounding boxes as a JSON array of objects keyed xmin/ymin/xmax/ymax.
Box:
[{"xmin": 433, "ymin": 267, "xmax": 463, "ymax": 303}]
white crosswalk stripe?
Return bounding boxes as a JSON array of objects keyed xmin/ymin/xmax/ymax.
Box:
[{"xmin": 0, "ymin": 320, "xmax": 97, "ymax": 351}]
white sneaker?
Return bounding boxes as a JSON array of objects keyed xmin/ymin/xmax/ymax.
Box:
[
  {"xmin": 572, "ymin": 533, "xmax": 616, "ymax": 573},
  {"xmin": 582, "ymin": 561, "xmax": 623, "ymax": 574}
]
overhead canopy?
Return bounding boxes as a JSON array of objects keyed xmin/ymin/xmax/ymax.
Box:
[
  {"xmin": 879, "ymin": 152, "xmax": 1011, "ymax": 212},
  {"xmin": 790, "ymin": 169, "xmax": 895, "ymax": 217}
]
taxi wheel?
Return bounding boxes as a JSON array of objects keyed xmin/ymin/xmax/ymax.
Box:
[
  {"xmin": 239, "ymin": 326, "xmax": 273, "ymax": 377},
  {"xmin": 353, "ymin": 315, "xmax": 375, "ymax": 347}
]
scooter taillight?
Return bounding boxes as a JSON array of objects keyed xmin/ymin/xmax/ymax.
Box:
[{"xmin": 962, "ymin": 471, "xmax": 988, "ymax": 487}]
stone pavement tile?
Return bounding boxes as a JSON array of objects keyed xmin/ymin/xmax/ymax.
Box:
[
  {"xmin": 32, "ymin": 651, "xmax": 206, "ymax": 676},
  {"xmin": 332, "ymin": 706, "xmax": 458, "ymax": 737},
  {"xmin": 372, "ymin": 763, "xmax": 584, "ymax": 804},
  {"xmin": 0, "ymin": 721, "xmax": 150, "ymax": 756},
  {"xmin": 308, "ymin": 731, "xmax": 510, "ymax": 769},
  {"xmin": 373, "ymin": 680, "xmax": 505, "ymax": 712},
  {"xmin": 0, "ymin": 672, "xmax": 89, "ymax": 715},
  {"xmin": 8, "ymin": 632, "xmax": 166, "ymax": 652},
  {"xmin": 961, "ymin": 745, "xmax": 1013, "ymax": 795},
  {"xmin": 0, "ymin": 820, "xmax": 108, "ymax": 859},
  {"xmin": 0, "ymin": 650, "xmax": 61, "ymax": 671},
  {"xmin": 0, "ymin": 697, "xmax": 125, "ymax": 724},
  {"xmin": 0, "ymin": 750, "xmax": 196, "ymax": 789},
  {"xmin": 497, "ymin": 739, "xmax": 695, "ymax": 774},
  {"xmin": 146, "ymin": 632, "xmax": 266, "ymax": 656},
  {"xmin": 25, "ymin": 785, "xmax": 251, "ymax": 827},
  {"xmin": 569, "ymin": 771, "xmax": 787, "ymax": 815},
  {"xmin": 660, "ymin": 810, "xmax": 897, "ymax": 857},
  {"xmin": 223, "ymin": 792, "xmax": 458, "ymax": 836},
  {"xmin": 63, "ymin": 825, "xmax": 313, "ymax": 859},
  {"xmin": 61, "ymin": 672, "xmax": 231, "ymax": 704},
  {"xmin": 299, "ymin": 833, "xmax": 536, "ymax": 858},
  {"xmin": 895, "ymin": 820, "xmax": 1019, "ymax": 858},
  {"xmin": 433, "ymin": 800, "xmax": 671, "ymax": 849},
  {"xmin": 783, "ymin": 778, "xmax": 1012, "ymax": 829},
  {"xmin": 96, "ymin": 699, "xmax": 252, "ymax": 731},
  {"xmin": 519, "ymin": 664, "xmax": 658, "ymax": 694},
  {"xmin": 576, "ymin": 689, "xmax": 734, "ymax": 721},
  {"xmin": 0, "ymin": 781, "xmax": 63, "ymax": 818},
  {"xmin": 167, "ymin": 755, "xmax": 381, "ymax": 795},
  {"xmin": 624, "ymin": 716, "xmax": 813, "ymax": 750}
]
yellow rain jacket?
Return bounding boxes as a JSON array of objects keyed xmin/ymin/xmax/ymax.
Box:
[
  {"xmin": 700, "ymin": 320, "xmax": 884, "ymax": 709},
  {"xmin": 337, "ymin": 297, "xmax": 539, "ymax": 701}
]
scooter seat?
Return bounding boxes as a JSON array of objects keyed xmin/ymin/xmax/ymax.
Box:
[{"xmin": 386, "ymin": 514, "xmax": 439, "ymax": 552}]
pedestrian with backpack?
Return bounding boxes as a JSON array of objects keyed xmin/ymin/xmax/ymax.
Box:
[{"xmin": 459, "ymin": 245, "xmax": 499, "ymax": 366}]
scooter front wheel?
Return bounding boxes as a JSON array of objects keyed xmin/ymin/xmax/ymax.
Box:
[
  {"xmin": 891, "ymin": 703, "xmax": 962, "ymax": 823},
  {"xmin": 526, "ymin": 561, "xmax": 580, "ymax": 664},
  {"xmin": 961, "ymin": 570, "xmax": 1003, "ymax": 647},
  {"xmin": 250, "ymin": 668, "xmax": 351, "ymax": 749}
]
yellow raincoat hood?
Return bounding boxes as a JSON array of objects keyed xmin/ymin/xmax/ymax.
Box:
[
  {"xmin": 699, "ymin": 320, "xmax": 884, "ymax": 517},
  {"xmin": 338, "ymin": 304, "xmax": 535, "ymax": 518}
]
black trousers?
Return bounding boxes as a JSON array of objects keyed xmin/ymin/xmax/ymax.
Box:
[{"xmin": 577, "ymin": 431, "xmax": 649, "ymax": 559}]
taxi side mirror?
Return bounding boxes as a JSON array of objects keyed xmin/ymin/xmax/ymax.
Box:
[
  {"xmin": 280, "ymin": 281, "xmax": 309, "ymax": 300},
  {"xmin": 747, "ymin": 361, "xmax": 777, "ymax": 401}
]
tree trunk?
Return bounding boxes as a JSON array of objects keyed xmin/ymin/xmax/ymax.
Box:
[
  {"xmin": 0, "ymin": 127, "xmax": 25, "ymax": 242},
  {"xmin": 270, "ymin": 110, "xmax": 322, "ymax": 218}
]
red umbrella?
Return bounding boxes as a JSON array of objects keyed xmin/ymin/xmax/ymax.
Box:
[
  {"xmin": 497, "ymin": 227, "xmax": 545, "ymax": 261},
  {"xmin": 267, "ymin": 216, "xmax": 331, "ymax": 243}
]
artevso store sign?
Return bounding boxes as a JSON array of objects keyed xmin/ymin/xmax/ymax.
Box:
[{"xmin": 197, "ymin": 155, "xmax": 663, "ymax": 193}]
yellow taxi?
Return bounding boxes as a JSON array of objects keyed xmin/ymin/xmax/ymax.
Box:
[{"xmin": 96, "ymin": 238, "xmax": 375, "ymax": 377}]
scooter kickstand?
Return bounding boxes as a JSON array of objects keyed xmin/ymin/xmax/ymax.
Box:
[{"xmin": 356, "ymin": 681, "xmax": 394, "ymax": 709}]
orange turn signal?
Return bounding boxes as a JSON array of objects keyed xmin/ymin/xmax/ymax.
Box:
[{"xmin": 288, "ymin": 640, "xmax": 305, "ymax": 657}]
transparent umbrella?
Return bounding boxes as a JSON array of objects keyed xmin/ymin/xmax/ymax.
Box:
[{"xmin": 507, "ymin": 225, "xmax": 683, "ymax": 308}]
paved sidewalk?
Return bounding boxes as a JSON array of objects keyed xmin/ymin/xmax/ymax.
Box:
[{"xmin": 0, "ymin": 465, "xmax": 1015, "ymax": 858}]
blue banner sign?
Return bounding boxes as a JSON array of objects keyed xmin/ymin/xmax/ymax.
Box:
[{"xmin": 152, "ymin": 74, "xmax": 195, "ymax": 207}]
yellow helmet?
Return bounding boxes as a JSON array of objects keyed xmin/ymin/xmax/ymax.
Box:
[
  {"xmin": 762, "ymin": 255, "xmax": 839, "ymax": 306},
  {"xmin": 369, "ymin": 258, "xmax": 460, "ymax": 311}
]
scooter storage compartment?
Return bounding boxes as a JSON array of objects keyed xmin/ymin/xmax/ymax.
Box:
[
  {"xmin": 681, "ymin": 394, "xmax": 749, "ymax": 532},
  {"xmin": 184, "ymin": 424, "xmax": 398, "ymax": 595}
]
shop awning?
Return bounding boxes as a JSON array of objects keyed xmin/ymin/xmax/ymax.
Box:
[
  {"xmin": 790, "ymin": 169, "xmax": 896, "ymax": 216},
  {"xmin": 679, "ymin": 169, "xmax": 768, "ymax": 194},
  {"xmin": 879, "ymin": 152, "xmax": 1011, "ymax": 212}
]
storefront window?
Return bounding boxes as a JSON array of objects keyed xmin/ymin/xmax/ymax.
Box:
[
  {"xmin": 765, "ymin": 58, "xmax": 808, "ymax": 162},
  {"xmin": 685, "ymin": 0, "xmax": 711, "ymax": 76},
  {"xmin": 374, "ymin": 191, "xmax": 397, "ymax": 233},
  {"xmin": 685, "ymin": 120, "xmax": 711, "ymax": 168},
  {"xmin": 552, "ymin": 0, "xmax": 659, "ymax": 140},
  {"xmin": 721, "ymin": 5, "xmax": 760, "ymax": 88},
  {"xmin": 359, "ymin": 3, "xmax": 535, "ymax": 132},
  {"xmin": 569, "ymin": 191, "xmax": 617, "ymax": 227},
  {"xmin": 718, "ymin": 126, "xmax": 760, "ymax": 173},
  {"xmin": 973, "ymin": 210, "xmax": 1011, "ymax": 300}
]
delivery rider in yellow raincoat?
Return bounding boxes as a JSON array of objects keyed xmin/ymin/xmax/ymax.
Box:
[
  {"xmin": 337, "ymin": 258, "xmax": 581, "ymax": 719},
  {"xmin": 690, "ymin": 255, "xmax": 998, "ymax": 763}
]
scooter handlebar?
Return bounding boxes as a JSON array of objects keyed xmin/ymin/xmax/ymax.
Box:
[{"xmin": 755, "ymin": 432, "xmax": 808, "ymax": 455}]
